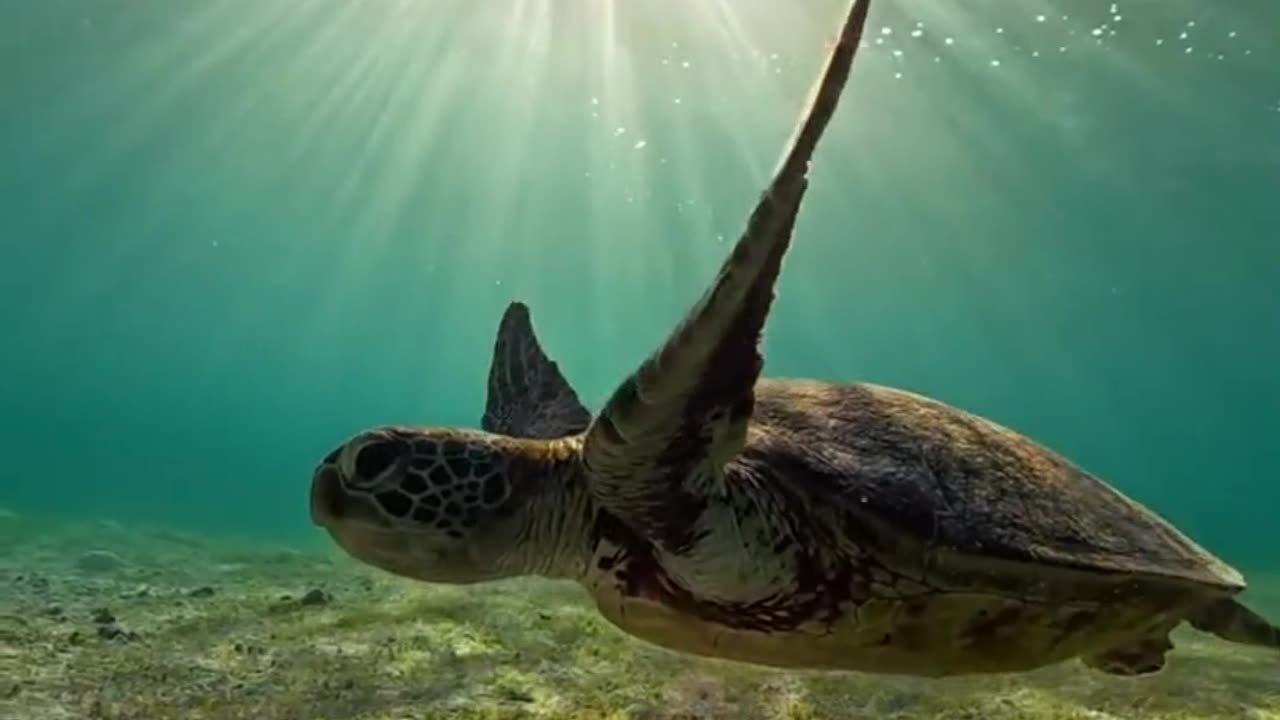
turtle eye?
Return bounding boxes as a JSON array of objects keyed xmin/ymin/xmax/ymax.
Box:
[{"xmin": 355, "ymin": 440, "xmax": 401, "ymax": 480}]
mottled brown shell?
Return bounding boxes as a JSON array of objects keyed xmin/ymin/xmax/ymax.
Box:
[{"xmin": 742, "ymin": 378, "xmax": 1243, "ymax": 593}]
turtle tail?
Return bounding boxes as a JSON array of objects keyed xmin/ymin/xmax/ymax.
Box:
[{"xmin": 1188, "ymin": 598, "xmax": 1280, "ymax": 649}]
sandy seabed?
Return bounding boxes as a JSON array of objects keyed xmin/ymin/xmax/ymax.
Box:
[{"xmin": 1, "ymin": 509, "xmax": 1277, "ymax": 720}]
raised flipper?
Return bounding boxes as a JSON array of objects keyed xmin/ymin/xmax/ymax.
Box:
[
  {"xmin": 579, "ymin": 0, "xmax": 872, "ymax": 548},
  {"xmin": 1189, "ymin": 597, "xmax": 1280, "ymax": 649},
  {"xmin": 481, "ymin": 301, "xmax": 592, "ymax": 439}
]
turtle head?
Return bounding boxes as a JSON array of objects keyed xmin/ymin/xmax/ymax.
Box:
[{"xmin": 310, "ymin": 426, "xmax": 550, "ymax": 584}]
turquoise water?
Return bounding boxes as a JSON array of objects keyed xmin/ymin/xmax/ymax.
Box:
[{"xmin": 2, "ymin": 0, "xmax": 1277, "ymax": 582}]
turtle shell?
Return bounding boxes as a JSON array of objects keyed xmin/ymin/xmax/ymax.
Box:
[{"xmin": 742, "ymin": 379, "xmax": 1244, "ymax": 594}]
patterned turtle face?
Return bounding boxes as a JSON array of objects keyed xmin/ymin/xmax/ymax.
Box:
[{"xmin": 310, "ymin": 426, "xmax": 517, "ymax": 582}]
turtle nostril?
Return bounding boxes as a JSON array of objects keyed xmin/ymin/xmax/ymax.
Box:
[{"xmin": 355, "ymin": 440, "xmax": 401, "ymax": 480}]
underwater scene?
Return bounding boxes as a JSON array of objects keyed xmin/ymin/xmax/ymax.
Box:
[{"xmin": 2, "ymin": 0, "xmax": 1278, "ymax": 718}]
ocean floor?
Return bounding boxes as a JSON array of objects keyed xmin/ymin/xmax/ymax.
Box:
[{"xmin": 1, "ymin": 509, "xmax": 1277, "ymax": 720}]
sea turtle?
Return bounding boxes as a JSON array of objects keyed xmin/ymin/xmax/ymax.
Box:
[{"xmin": 309, "ymin": 0, "xmax": 1280, "ymax": 677}]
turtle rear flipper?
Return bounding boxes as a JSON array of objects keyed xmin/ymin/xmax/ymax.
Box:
[
  {"xmin": 481, "ymin": 301, "xmax": 591, "ymax": 439},
  {"xmin": 1189, "ymin": 597, "xmax": 1280, "ymax": 649}
]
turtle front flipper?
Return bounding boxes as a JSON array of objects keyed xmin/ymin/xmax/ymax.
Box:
[
  {"xmin": 481, "ymin": 301, "xmax": 592, "ymax": 439},
  {"xmin": 580, "ymin": 0, "xmax": 872, "ymax": 545}
]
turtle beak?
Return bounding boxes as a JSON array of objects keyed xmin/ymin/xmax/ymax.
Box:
[{"xmin": 310, "ymin": 464, "xmax": 346, "ymax": 527}]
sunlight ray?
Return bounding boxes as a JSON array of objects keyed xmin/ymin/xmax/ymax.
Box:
[
  {"xmin": 465, "ymin": 0, "xmax": 556, "ymax": 283},
  {"xmin": 26, "ymin": 0, "xmax": 300, "ymax": 342}
]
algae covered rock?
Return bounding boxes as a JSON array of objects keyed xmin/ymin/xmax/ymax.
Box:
[{"xmin": 75, "ymin": 549, "xmax": 125, "ymax": 574}]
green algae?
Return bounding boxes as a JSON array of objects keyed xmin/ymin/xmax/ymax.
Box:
[{"xmin": 0, "ymin": 511, "xmax": 1276, "ymax": 720}]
